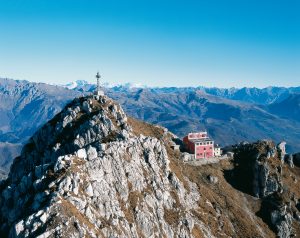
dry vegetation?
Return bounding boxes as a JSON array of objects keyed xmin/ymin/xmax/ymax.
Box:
[
  {"xmin": 281, "ymin": 165, "xmax": 300, "ymax": 235},
  {"xmin": 128, "ymin": 117, "xmax": 165, "ymax": 139},
  {"xmin": 163, "ymin": 207, "xmax": 181, "ymax": 226},
  {"xmin": 191, "ymin": 225, "xmax": 205, "ymax": 238},
  {"xmin": 43, "ymin": 198, "xmax": 105, "ymax": 238},
  {"xmin": 177, "ymin": 158, "xmax": 275, "ymax": 237},
  {"xmin": 127, "ymin": 116, "xmax": 277, "ymax": 237}
]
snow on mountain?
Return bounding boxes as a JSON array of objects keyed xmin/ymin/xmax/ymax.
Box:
[
  {"xmin": 63, "ymin": 80, "xmax": 90, "ymax": 90},
  {"xmin": 59, "ymin": 80, "xmax": 147, "ymax": 90}
]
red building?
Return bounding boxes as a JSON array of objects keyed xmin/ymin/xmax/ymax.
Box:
[{"xmin": 183, "ymin": 132, "xmax": 214, "ymax": 159}]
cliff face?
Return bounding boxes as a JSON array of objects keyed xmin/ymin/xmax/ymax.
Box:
[
  {"xmin": 229, "ymin": 141, "xmax": 300, "ymax": 237},
  {"xmin": 0, "ymin": 94, "xmax": 299, "ymax": 238}
]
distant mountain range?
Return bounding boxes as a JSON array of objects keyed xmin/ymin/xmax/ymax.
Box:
[
  {"xmin": 60, "ymin": 80, "xmax": 147, "ymax": 91},
  {"xmin": 0, "ymin": 77, "xmax": 299, "ymax": 175},
  {"xmin": 108, "ymin": 88, "xmax": 300, "ymax": 152},
  {"xmin": 0, "ymin": 78, "xmax": 80, "ymax": 143},
  {"xmin": 63, "ymin": 79, "xmax": 300, "ymax": 105},
  {"xmin": 0, "ymin": 78, "xmax": 80, "ymax": 172}
]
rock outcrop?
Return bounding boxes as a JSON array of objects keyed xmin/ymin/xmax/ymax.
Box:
[{"xmin": 231, "ymin": 141, "xmax": 300, "ymax": 237}]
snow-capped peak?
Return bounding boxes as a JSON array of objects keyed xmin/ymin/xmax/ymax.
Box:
[
  {"xmin": 63, "ymin": 80, "xmax": 89, "ymax": 90},
  {"xmin": 60, "ymin": 80, "xmax": 147, "ymax": 90}
]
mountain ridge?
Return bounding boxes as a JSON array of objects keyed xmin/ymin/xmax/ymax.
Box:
[
  {"xmin": 62, "ymin": 79, "xmax": 300, "ymax": 104},
  {"xmin": 0, "ymin": 77, "xmax": 300, "ymax": 177}
]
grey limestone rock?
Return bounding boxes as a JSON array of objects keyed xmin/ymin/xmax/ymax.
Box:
[
  {"xmin": 277, "ymin": 141, "xmax": 287, "ymax": 163},
  {"xmin": 271, "ymin": 205, "xmax": 294, "ymax": 238},
  {"xmin": 82, "ymin": 100, "xmax": 92, "ymax": 113},
  {"xmin": 285, "ymin": 154, "xmax": 294, "ymax": 168},
  {"xmin": 253, "ymin": 154, "xmax": 282, "ymax": 198},
  {"xmin": 207, "ymin": 175, "xmax": 218, "ymax": 184},
  {"xmin": 234, "ymin": 140, "xmax": 298, "ymax": 237},
  {"xmin": 86, "ymin": 146, "xmax": 98, "ymax": 160}
]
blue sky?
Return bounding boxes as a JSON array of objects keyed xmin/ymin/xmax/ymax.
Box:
[{"xmin": 0, "ymin": 0, "xmax": 299, "ymax": 87}]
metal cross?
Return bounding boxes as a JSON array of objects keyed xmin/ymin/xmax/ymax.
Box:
[{"xmin": 96, "ymin": 71, "xmax": 101, "ymax": 93}]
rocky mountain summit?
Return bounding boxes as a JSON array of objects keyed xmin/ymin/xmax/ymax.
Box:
[
  {"xmin": 0, "ymin": 94, "xmax": 300, "ymax": 237},
  {"xmin": 0, "ymin": 95, "xmax": 202, "ymax": 237}
]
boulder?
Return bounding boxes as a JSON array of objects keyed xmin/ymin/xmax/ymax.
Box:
[
  {"xmin": 207, "ymin": 175, "xmax": 218, "ymax": 184},
  {"xmin": 277, "ymin": 141, "xmax": 286, "ymax": 163},
  {"xmin": 76, "ymin": 148, "xmax": 87, "ymax": 159},
  {"xmin": 86, "ymin": 146, "xmax": 98, "ymax": 160},
  {"xmin": 285, "ymin": 154, "xmax": 294, "ymax": 168}
]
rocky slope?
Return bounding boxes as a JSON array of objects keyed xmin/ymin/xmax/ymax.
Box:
[
  {"xmin": 227, "ymin": 141, "xmax": 300, "ymax": 237},
  {"xmin": 1, "ymin": 94, "xmax": 300, "ymax": 237}
]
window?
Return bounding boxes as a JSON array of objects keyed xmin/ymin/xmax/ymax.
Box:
[{"xmin": 204, "ymin": 148, "xmax": 206, "ymax": 151}]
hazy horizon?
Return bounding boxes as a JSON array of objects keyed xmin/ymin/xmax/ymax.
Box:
[
  {"xmin": 0, "ymin": 0, "xmax": 299, "ymax": 88},
  {"xmin": 2, "ymin": 76, "xmax": 300, "ymax": 90}
]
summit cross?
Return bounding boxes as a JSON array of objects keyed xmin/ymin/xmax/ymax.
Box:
[
  {"xmin": 96, "ymin": 71, "xmax": 101, "ymax": 94},
  {"xmin": 94, "ymin": 71, "xmax": 104, "ymax": 96}
]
